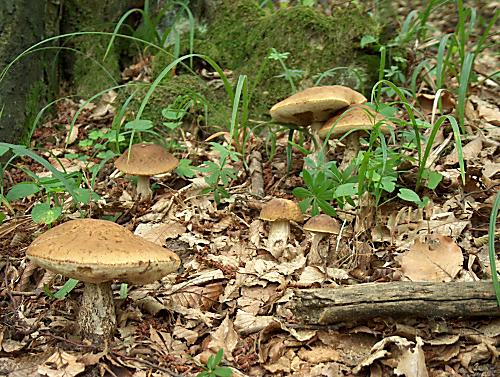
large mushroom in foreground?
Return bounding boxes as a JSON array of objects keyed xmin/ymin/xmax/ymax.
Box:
[
  {"xmin": 269, "ymin": 86, "xmax": 367, "ymax": 155},
  {"xmin": 114, "ymin": 143, "xmax": 179, "ymax": 202},
  {"xmin": 27, "ymin": 218, "xmax": 181, "ymax": 345}
]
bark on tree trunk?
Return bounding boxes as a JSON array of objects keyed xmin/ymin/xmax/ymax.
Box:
[{"xmin": 0, "ymin": 0, "xmax": 59, "ymax": 145}]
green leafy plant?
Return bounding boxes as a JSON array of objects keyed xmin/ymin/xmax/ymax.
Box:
[
  {"xmin": 197, "ymin": 142, "xmax": 240, "ymax": 204},
  {"xmin": 0, "ymin": 143, "xmax": 100, "ymax": 225},
  {"xmin": 196, "ymin": 349, "xmax": 232, "ymax": 377},
  {"xmin": 267, "ymin": 48, "xmax": 303, "ymax": 93},
  {"xmin": 293, "ymin": 152, "xmax": 357, "ymax": 216}
]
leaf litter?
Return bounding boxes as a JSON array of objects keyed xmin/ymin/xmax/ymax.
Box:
[{"xmin": 1, "ymin": 6, "xmax": 500, "ymax": 377}]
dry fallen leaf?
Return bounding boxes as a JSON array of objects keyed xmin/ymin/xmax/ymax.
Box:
[
  {"xmin": 208, "ymin": 315, "xmax": 240, "ymax": 360},
  {"xmin": 398, "ymin": 235, "xmax": 463, "ymax": 282},
  {"xmin": 38, "ymin": 350, "xmax": 85, "ymax": 377}
]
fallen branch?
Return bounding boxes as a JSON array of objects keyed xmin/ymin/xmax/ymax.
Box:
[{"xmin": 281, "ymin": 281, "xmax": 500, "ymax": 324}]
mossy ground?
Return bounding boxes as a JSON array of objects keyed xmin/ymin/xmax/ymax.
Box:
[
  {"xmin": 118, "ymin": 73, "xmax": 230, "ymax": 140},
  {"xmin": 147, "ymin": 0, "xmax": 381, "ymax": 132}
]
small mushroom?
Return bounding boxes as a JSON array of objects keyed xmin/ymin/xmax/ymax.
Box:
[
  {"xmin": 114, "ymin": 143, "xmax": 179, "ymax": 202},
  {"xmin": 303, "ymin": 214, "xmax": 340, "ymax": 265},
  {"xmin": 319, "ymin": 104, "xmax": 394, "ymax": 170},
  {"xmin": 27, "ymin": 219, "xmax": 181, "ymax": 346},
  {"xmin": 260, "ymin": 198, "xmax": 303, "ymax": 259},
  {"xmin": 269, "ymin": 86, "xmax": 367, "ymax": 156}
]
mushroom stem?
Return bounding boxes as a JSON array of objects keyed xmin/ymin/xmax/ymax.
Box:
[
  {"xmin": 267, "ymin": 220, "xmax": 290, "ymax": 259},
  {"xmin": 309, "ymin": 121, "xmax": 324, "ymax": 163},
  {"xmin": 308, "ymin": 232, "xmax": 326, "ymax": 265},
  {"xmin": 79, "ymin": 282, "xmax": 116, "ymax": 345},
  {"xmin": 136, "ymin": 175, "xmax": 153, "ymax": 202},
  {"xmin": 339, "ymin": 131, "xmax": 361, "ymax": 170}
]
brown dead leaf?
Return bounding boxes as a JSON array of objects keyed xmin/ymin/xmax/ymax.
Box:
[
  {"xmin": 234, "ymin": 310, "xmax": 275, "ymax": 335},
  {"xmin": 65, "ymin": 124, "xmax": 79, "ymax": 145},
  {"xmin": 298, "ymin": 346, "xmax": 341, "ymax": 363},
  {"xmin": 444, "ymin": 136, "xmax": 482, "ymax": 165},
  {"xmin": 394, "ymin": 337, "xmax": 428, "ymax": 377},
  {"xmin": 398, "ymin": 235, "xmax": 463, "ymax": 282},
  {"xmin": 208, "ymin": 316, "xmax": 239, "ymax": 361},
  {"xmin": 38, "ymin": 350, "xmax": 85, "ymax": 377},
  {"xmin": 171, "ymin": 282, "xmax": 224, "ymax": 311},
  {"xmin": 134, "ymin": 222, "xmax": 186, "ymax": 245}
]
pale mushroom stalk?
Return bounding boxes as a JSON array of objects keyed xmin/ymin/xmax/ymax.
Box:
[
  {"xmin": 260, "ymin": 198, "xmax": 303, "ymax": 260},
  {"xmin": 79, "ymin": 282, "xmax": 116, "ymax": 344},
  {"xmin": 339, "ymin": 132, "xmax": 361, "ymax": 170},
  {"xmin": 304, "ymin": 214, "xmax": 339, "ymax": 266},
  {"xmin": 267, "ymin": 219, "xmax": 291, "ymax": 257},
  {"xmin": 309, "ymin": 121, "xmax": 325, "ymax": 162},
  {"xmin": 136, "ymin": 175, "xmax": 153, "ymax": 202},
  {"xmin": 308, "ymin": 231, "xmax": 327, "ymax": 265}
]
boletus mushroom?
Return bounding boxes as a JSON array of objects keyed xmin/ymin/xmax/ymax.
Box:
[
  {"xmin": 269, "ymin": 86, "xmax": 367, "ymax": 157},
  {"xmin": 26, "ymin": 219, "xmax": 181, "ymax": 345},
  {"xmin": 114, "ymin": 143, "xmax": 179, "ymax": 202},
  {"xmin": 319, "ymin": 104, "xmax": 394, "ymax": 170},
  {"xmin": 303, "ymin": 214, "xmax": 340, "ymax": 265},
  {"xmin": 260, "ymin": 198, "xmax": 303, "ymax": 259}
]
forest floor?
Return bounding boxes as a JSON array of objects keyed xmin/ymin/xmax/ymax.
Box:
[{"xmin": 1, "ymin": 2, "xmax": 499, "ymax": 377}]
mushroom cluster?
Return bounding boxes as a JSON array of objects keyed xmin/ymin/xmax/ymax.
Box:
[
  {"xmin": 269, "ymin": 85, "xmax": 367, "ymax": 157},
  {"xmin": 27, "ymin": 219, "xmax": 181, "ymax": 345},
  {"xmin": 259, "ymin": 199, "xmax": 343, "ymax": 266},
  {"xmin": 270, "ymin": 86, "xmax": 393, "ymax": 167},
  {"xmin": 114, "ymin": 143, "xmax": 179, "ymax": 202}
]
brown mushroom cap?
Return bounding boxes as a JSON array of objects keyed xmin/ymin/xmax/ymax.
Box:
[
  {"xmin": 260, "ymin": 198, "xmax": 304, "ymax": 223},
  {"xmin": 304, "ymin": 214, "xmax": 340, "ymax": 234},
  {"xmin": 318, "ymin": 104, "xmax": 394, "ymax": 139},
  {"xmin": 269, "ymin": 86, "xmax": 367, "ymax": 126},
  {"xmin": 27, "ymin": 219, "xmax": 181, "ymax": 284},
  {"xmin": 114, "ymin": 143, "xmax": 179, "ymax": 176}
]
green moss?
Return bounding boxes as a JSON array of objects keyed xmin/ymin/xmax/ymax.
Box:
[
  {"xmin": 62, "ymin": 0, "xmax": 125, "ymax": 98},
  {"xmin": 186, "ymin": 1, "xmax": 381, "ymax": 119},
  {"xmin": 119, "ymin": 74, "xmax": 231, "ymax": 136},
  {"xmin": 23, "ymin": 80, "xmax": 48, "ymax": 145}
]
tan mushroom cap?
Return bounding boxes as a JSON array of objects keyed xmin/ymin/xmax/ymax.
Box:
[
  {"xmin": 27, "ymin": 219, "xmax": 181, "ymax": 284},
  {"xmin": 318, "ymin": 104, "xmax": 394, "ymax": 139},
  {"xmin": 304, "ymin": 214, "xmax": 340, "ymax": 234},
  {"xmin": 260, "ymin": 198, "xmax": 304, "ymax": 223},
  {"xmin": 114, "ymin": 143, "xmax": 179, "ymax": 176},
  {"xmin": 269, "ymin": 86, "xmax": 367, "ymax": 126}
]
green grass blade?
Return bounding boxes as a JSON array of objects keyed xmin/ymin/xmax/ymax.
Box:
[
  {"xmin": 136, "ymin": 54, "xmax": 235, "ymax": 120},
  {"xmin": 457, "ymin": 52, "xmax": 474, "ymax": 134},
  {"xmin": 489, "ymin": 190, "xmax": 500, "ymax": 306}
]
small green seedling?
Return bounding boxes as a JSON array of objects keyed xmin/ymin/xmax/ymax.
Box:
[
  {"xmin": 197, "ymin": 349, "xmax": 232, "ymax": 377},
  {"xmin": 197, "ymin": 142, "xmax": 240, "ymax": 204}
]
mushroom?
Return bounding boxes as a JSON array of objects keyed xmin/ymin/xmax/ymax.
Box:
[
  {"xmin": 259, "ymin": 198, "xmax": 303, "ymax": 259},
  {"xmin": 319, "ymin": 104, "xmax": 394, "ymax": 170},
  {"xmin": 303, "ymin": 214, "xmax": 340, "ymax": 265},
  {"xmin": 269, "ymin": 86, "xmax": 367, "ymax": 157},
  {"xmin": 114, "ymin": 143, "xmax": 179, "ymax": 202},
  {"xmin": 26, "ymin": 218, "xmax": 181, "ymax": 345}
]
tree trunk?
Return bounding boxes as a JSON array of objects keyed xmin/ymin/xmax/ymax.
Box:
[{"xmin": 0, "ymin": 0, "xmax": 60, "ymax": 145}]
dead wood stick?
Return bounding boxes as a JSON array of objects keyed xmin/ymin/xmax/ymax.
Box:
[
  {"xmin": 282, "ymin": 281, "xmax": 500, "ymax": 324},
  {"xmin": 249, "ymin": 150, "xmax": 265, "ymax": 197}
]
